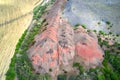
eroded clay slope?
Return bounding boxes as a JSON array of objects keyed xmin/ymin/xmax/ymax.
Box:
[{"xmin": 27, "ymin": 0, "xmax": 104, "ymax": 78}]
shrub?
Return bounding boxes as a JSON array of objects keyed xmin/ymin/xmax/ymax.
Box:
[
  {"xmin": 98, "ymin": 22, "xmax": 101, "ymax": 25},
  {"xmin": 99, "ymin": 30, "xmax": 105, "ymax": 35},
  {"xmin": 74, "ymin": 23, "xmax": 80, "ymax": 27},
  {"xmin": 106, "ymin": 21, "xmax": 111, "ymax": 25},
  {"xmin": 73, "ymin": 62, "xmax": 84, "ymax": 74},
  {"xmin": 57, "ymin": 75, "xmax": 67, "ymax": 80},
  {"xmin": 81, "ymin": 24, "xmax": 86, "ymax": 29},
  {"xmin": 73, "ymin": 62, "xmax": 80, "ymax": 67},
  {"xmin": 87, "ymin": 30, "xmax": 91, "ymax": 32},
  {"xmin": 93, "ymin": 30, "xmax": 97, "ymax": 32}
]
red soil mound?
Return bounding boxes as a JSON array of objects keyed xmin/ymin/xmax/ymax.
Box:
[{"xmin": 27, "ymin": 0, "xmax": 104, "ymax": 78}]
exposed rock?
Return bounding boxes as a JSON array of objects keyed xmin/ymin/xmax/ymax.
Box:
[
  {"xmin": 27, "ymin": 0, "xmax": 104, "ymax": 79},
  {"xmin": 74, "ymin": 26, "xmax": 104, "ymax": 68}
]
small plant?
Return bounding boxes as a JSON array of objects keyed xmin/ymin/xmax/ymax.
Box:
[
  {"xmin": 74, "ymin": 24, "xmax": 87, "ymax": 29},
  {"xmin": 74, "ymin": 23, "xmax": 80, "ymax": 30},
  {"xmin": 99, "ymin": 30, "xmax": 105, "ymax": 35},
  {"xmin": 116, "ymin": 34, "xmax": 119, "ymax": 37},
  {"xmin": 102, "ymin": 40, "xmax": 109, "ymax": 46},
  {"xmin": 81, "ymin": 24, "xmax": 86, "ymax": 29},
  {"xmin": 98, "ymin": 22, "xmax": 101, "ymax": 25},
  {"xmin": 73, "ymin": 62, "xmax": 84, "ymax": 74},
  {"xmin": 93, "ymin": 30, "xmax": 97, "ymax": 33},
  {"xmin": 79, "ymin": 65, "xmax": 84, "ymax": 74},
  {"xmin": 87, "ymin": 30, "xmax": 91, "ymax": 32},
  {"xmin": 49, "ymin": 68, "xmax": 52, "ymax": 72},
  {"xmin": 75, "ymin": 23, "xmax": 80, "ymax": 27},
  {"xmin": 109, "ymin": 32, "xmax": 112, "ymax": 35},
  {"xmin": 73, "ymin": 62, "xmax": 80, "ymax": 67},
  {"xmin": 57, "ymin": 75, "xmax": 67, "ymax": 80},
  {"xmin": 106, "ymin": 21, "xmax": 111, "ymax": 25},
  {"xmin": 110, "ymin": 25, "xmax": 112, "ymax": 28}
]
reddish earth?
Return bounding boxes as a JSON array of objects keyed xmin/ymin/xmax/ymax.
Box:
[
  {"xmin": 74, "ymin": 27, "xmax": 104, "ymax": 68},
  {"xmin": 27, "ymin": 0, "xmax": 104, "ymax": 78}
]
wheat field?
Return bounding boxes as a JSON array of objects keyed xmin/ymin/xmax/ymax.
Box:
[{"xmin": 0, "ymin": 0, "xmax": 42, "ymax": 80}]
